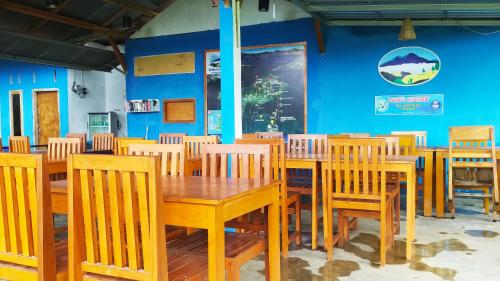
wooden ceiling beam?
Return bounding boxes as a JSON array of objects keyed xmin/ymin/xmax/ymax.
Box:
[
  {"xmin": 108, "ymin": 34, "xmax": 127, "ymax": 72},
  {"xmin": 28, "ymin": 0, "xmax": 72, "ymax": 32},
  {"xmin": 103, "ymin": 0, "xmax": 158, "ymax": 17},
  {"xmin": 0, "ymin": 0, "xmax": 128, "ymax": 36},
  {"xmin": 313, "ymin": 19, "xmax": 325, "ymax": 54}
]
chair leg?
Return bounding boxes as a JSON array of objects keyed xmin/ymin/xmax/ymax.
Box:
[
  {"xmin": 327, "ymin": 208, "xmax": 334, "ymax": 261},
  {"xmin": 337, "ymin": 210, "xmax": 344, "ymax": 247},
  {"xmin": 395, "ymin": 192, "xmax": 401, "ymax": 235},
  {"xmin": 281, "ymin": 203, "xmax": 289, "ymax": 258},
  {"xmin": 483, "ymin": 187, "xmax": 490, "ymax": 215},
  {"xmin": 380, "ymin": 207, "xmax": 387, "ymax": 267},
  {"xmin": 227, "ymin": 262, "xmax": 241, "ymax": 281},
  {"xmin": 295, "ymin": 198, "xmax": 302, "ymax": 246}
]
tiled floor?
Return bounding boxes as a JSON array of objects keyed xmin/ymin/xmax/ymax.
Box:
[{"xmin": 241, "ymin": 198, "xmax": 500, "ymax": 281}]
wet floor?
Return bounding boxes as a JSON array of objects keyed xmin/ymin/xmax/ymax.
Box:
[{"xmin": 241, "ymin": 197, "xmax": 500, "ymax": 281}]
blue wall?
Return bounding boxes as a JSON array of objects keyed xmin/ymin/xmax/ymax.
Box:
[
  {"xmin": 0, "ymin": 60, "xmax": 69, "ymax": 146},
  {"xmin": 126, "ymin": 18, "xmax": 500, "ymax": 145}
]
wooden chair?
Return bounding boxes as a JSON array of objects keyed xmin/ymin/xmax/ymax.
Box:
[
  {"xmin": 66, "ymin": 133, "xmax": 87, "ymax": 152},
  {"xmin": 113, "ymin": 137, "xmax": 143, "ymax": 154},
  {"xmin": 392, "ymin": 131, "xmax": 427, "ymax": 147},
  {"xmin": 235, "ymin": 138, "xmax": 301, "ymax": 258},
  {"xmin": 92, "ymin": 133, "xmax": 114, "ymax": 151},
  {"xmin": 242, "ymin": 133, "xmax": 258, "ymax": 139},
  {"xmin": 256, "ymin": 132, "xmax": 283, "ymax": 139},
  {"xmin": 9, "ymin": 136, "xmax": 30, "ymax": 153},
  {"xmin": 116, "ymin": 139, "xmax": 157, "ymax": 155},
  {"xmin": 67, "ymin": 154, "xmax": 207, "ymax": 281},
  {"xmin": 287, "ymin": 134, "xmax": 328, "ymax": 154},
  {"xmin": 324, "ymin": 138, "xmax": 397, "ymax": 266},
  {"xmin": 169, "ymin": 144, "xmax": 273, "ymax": 280},
  {"xmin": 182, "ymin": 136, "xmax": 218, "ymax": 176},
  {"xmin": 128, "ymin": 144, "xmax": 185, "ymax": 176},
  {"xmin": 159, "ymin": 133, "xmax": 186, "ymax": 144},
  {"xmin": 0, "ymin": 153, "xmax": 67, "ymax": 280},
  {"xmin": 48, "ymin": 137, "xmax": 82, "ymax": 161},
  {"xmin": 448, "ymin": 126, "xmax": 498, "ymax": 219},
  {"xmin": 339, "ymin": 133, "xmax": 371, "ymax": 138}
]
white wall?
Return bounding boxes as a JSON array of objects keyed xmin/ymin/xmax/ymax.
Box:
[
  {"xmin": 67, "ymin": 69, "xmax": 127, "ymax": 138},
  {"xmin": 132, "ymin": 0, "xmax": 310, "ymax": 38},
  {"xmin": 105, "ymin": 70, "xmax": 127, "ymax": 137}
]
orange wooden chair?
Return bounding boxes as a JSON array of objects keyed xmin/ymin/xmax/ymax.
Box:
[
  {"xmin": 256, "ymin": 132, "xmax": 283, "ymax": 139},
  {"xmin": 112, "ymin": 137, "xmax": 143, "ymax": 154},
  {"xmin": 66, "ymin": 133, "xmax": 87, "ymax": 152},
  {"xmin": 92, "ymin": 133, "xmax": 114, "ymax": 151},
  {"xmin": 448, "ymin": 126, "xmax": 498, "ymax": 219},
  {"xmin": 128, "ymin": 144, "xmax": 185, "ymax": 176},
  {"xmin": 339, "ymin": 133, "xmax": 371, "ymax": 138},
  {"xmin": 242, "ymin": 133, "xmax": 258, "ymax": 139},
  {"xmin": 0, "ymin": 153, "xmax": 67, "ymax": 280},
  {"xmin": 182, "ymin": 136, "xmax": 218, "ymax": 175},
  {"xmin": 324, "ymin": 138, "xmax": 398, "ymax": 266},
  {"xmin": 9, "ymin": 136, "xmax": 30, "ymax": 153},
  {"xmin": 48, "ymin": 137, "xmax": 82, "ymax": 161},
  {"xmin": 67, "ymin": 154, "xmax": 207, "ymax": 280},
  {"xmin": 392, "ymin": 131, "xmax": 427, "ymax": 147},
  {"xmin": 115, "ymin": 139, "xmax": 156, "ymax": 155},
  {"xmin": 169, "ymin": 143, "xmax": 274, "ymax": 280},
  {"xmin": 159, "ymin": 133, "xmax": 186, "ymax": 144},
  {"xmin": 236, "ymin": 138, "xmax": 301, "ymax": 258}
]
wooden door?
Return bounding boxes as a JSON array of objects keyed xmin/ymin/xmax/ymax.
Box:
[{"xmin": 35, "ymin": 91, "xmax": 60, "ymax": 145}]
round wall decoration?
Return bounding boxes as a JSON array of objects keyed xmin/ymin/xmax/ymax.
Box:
[{"xmin": 378, "ymin": 46, "xmax": 441, "ymax": 86}]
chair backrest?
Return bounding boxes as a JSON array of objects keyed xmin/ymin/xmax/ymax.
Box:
[
  {"xmin": 68, "ymin": 154, "xmax": 166, "ymax": 280},
  {"xmin": 116, "ymin": 139, "xmax": 157, "ymax": 155},
  {"xmin": 113, "ymin": 137, "xmax": 143, "ymax": 154},
  {"xmin": 128, "ymin": 144, "xmax": 185, "ymax": 176},
  {"xmin": 287, "ymin": 134, "xmax": 328, "ymax": 154},
  {"xmin": 235, "ymin": 138, "xmax": 286, "ymax": 195},
  {"xmin": 66, "ymin": 133, "xmax": 87, "ymax": 152},
  {"xmin": 9, "ymin": 136, "xmax": 30, "ymax": 153},
  {"xmin": 92, "ymin": 133, "xmax": 114, "ymax": 151},
  {"xmin": 392, "ymin": 131, "xmax": 427, "ymax": 147},
  {"xmin": 242, "ymin": 133, "xmax": 258, "ymax": 139},
  {"xmin": 339, "ymin": 133, "xmax": 371, "ymax": 138},
  {"xmin": 256, "ymin": 132, "xmax": 284, "ymax": 139},
  {"xmin": 327, "ymin": 138, "xmax": 387, "ymax": 202},
  {"xmin": 48, "ymin": 137, "xmax": 82, "ymax": 160},
  {"xmin": 0, "ymin": 153, "xmax": 56, "ymax": 280},
  {"xmin": 379, "ymin": 134, "xmax": 416, "ymax": 156},
  {"xmin": 375, "ymin": 136, "xmax": 400, "ymax": 156},
  {"xmin": 159, "ymin": 133, "xmax": 186, "ymax": 144},
  {"xmin": 202, "ymin": 144, "xmax": 271, "ymax": 179},
  {"xmin": 183, "ymin": 136, "xmax": 218, "ymax": 158}
]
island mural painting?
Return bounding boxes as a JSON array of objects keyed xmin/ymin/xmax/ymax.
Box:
[
  {"xmin": 378, "ymin": 47, "xmax": 441, "ymax": 86},
  {"xmin": 205, "ymin": 42, "xmax": 306, "ymax": 135}
]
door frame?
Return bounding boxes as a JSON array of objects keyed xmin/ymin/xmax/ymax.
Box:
[
  {"xmin": 32, "ymin": 88, "xmax": 61, "ymax": 145},
  {"xmin": 9, "ymin": 90, "xmax": 24, "ymax": 136}
]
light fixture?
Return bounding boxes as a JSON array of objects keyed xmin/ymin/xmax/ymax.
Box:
[
  {"xmin": 46, "ymin": 0, "xmax": 58, "ymax": 9},
  {"xmin": 399, "ymin": 18, "xmax": 416, "ymax": 41},
  {"xmin": 122, "ymin": 15, "xmax": 132, "ymax": 30},
  {"xmin": 259, "ymin": 0, "xmax": 270, "ymax": 12}
]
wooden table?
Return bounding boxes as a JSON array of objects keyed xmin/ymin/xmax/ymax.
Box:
[
  {"xmin": 284, "ymin": 153, "xmax": 417, "ymax": 260},
  {"xmin": 50, "ymin": 176, "xmax": 281, "ymax": 281},
  {"xmin": 434, "ymin": 147, "xmax": 500, "ymax": 218}
]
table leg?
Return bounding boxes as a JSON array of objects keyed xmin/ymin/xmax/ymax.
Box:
[
  {"xmin": 406, "ymin": 163, "xmax": 416, "ymax": 261},
  {"xmin": 423, "ymin": 151, "xmax": 434, "ymax": 217},
  {"xmin": 312, "ymin": 165, "xmax": 318, "ymax": 250},
  {"xmin": 435, "ymin": 152, "xmax": 445, "ymax": 218},
  {"xmin": 268, "ymin": 187, "xmax": 281, "ymax": 281},
  {"xmin": 208, "ymin": 207, "xmax": 225, "ymax": 281}
]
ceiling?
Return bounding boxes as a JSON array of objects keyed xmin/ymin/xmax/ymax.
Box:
[
  {"xmin": 292, "ymin": 0, "xmax": 500, "ymax": 26},
  {"xmin": 0, "ymin": 0, "xmax": 174, "ymax": 72}
]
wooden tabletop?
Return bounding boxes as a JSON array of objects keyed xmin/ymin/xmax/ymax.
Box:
[
  {"xmin": 286, "ymin": 153, "xmax": 418, "ymax": 163},
  {"xmin": 51, "ymin": 176, "xmax": 279, "ymax": 205}
]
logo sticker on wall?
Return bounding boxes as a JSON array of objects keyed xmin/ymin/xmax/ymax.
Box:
[
  {"xmin": 378, "ymin": 47, "xmax": 441, "ymax": 86},
  {"xmin": 375, "ymin": 94, "xmax": 444, "ymax": 115}
]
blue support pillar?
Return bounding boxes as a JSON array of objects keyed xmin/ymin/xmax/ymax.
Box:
[{"xmin": 219, "ymin": 0, "xmax": 242, "ymax": 144}]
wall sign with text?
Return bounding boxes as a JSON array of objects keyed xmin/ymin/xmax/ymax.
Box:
[{"xmin": 375, "ymin": 94, "xmax": 444, "ymax": 115}]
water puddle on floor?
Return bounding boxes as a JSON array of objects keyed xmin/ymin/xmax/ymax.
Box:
[
  {"xmin": 259, "ymin": 256, "xmax": 360, "ymax": 281},
  {"xmin": 465, "ymin": 230, "xmax": 499, "ymax": 238},
  {"xmin": 342, "ymin": 233, "xmax": 475, "ymax": 280}
]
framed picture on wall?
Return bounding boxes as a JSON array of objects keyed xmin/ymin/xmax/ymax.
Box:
[{"xmin": 204, "ymin": 42, "xmax": 307, "ymax": 135}]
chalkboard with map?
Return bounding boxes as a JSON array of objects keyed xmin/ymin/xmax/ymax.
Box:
[{"xmin": 204, "ymin": 42, "xmax": 307, "ymax": 135}]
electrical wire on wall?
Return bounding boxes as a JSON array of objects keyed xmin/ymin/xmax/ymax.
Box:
[
  {"xmin": 455, "ymin": 20, "xmax": 500, "ymax": 36},
  {"xmin": 72, "ymin": 70, "xmax": 88, "ymax": 98}
]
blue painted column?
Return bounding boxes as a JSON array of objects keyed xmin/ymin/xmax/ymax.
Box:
[{"xmin": 219, "ymin": 0, "xmax": 242, "ymax": 144}]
